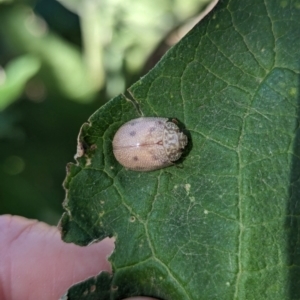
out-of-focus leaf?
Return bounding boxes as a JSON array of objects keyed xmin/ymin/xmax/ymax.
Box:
[
  {"xmin": 0, "ymin": 55, "xmax": 40, "ymax": 111},
  {"xmin": 0, "ymin": 5, "xmax": 97, "ymax": 102},
  {"xmin": 60, "ymin": 0, "xmax": 300, "ymax": 299}
]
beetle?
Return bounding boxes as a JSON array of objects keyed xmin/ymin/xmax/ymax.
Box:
[{"xmin": 112, "ymin": 117, "xmax": 188, "ymax": 171}]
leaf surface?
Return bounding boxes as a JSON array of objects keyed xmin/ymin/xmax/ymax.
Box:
[{"xmin": 60, "ymin": 0, "xmax": 300, "ymax": 299}]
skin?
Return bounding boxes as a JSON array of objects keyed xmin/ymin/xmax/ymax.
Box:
[{"xmin": 0, "ymin": 215, "xmax": 157, "ymax": 300}]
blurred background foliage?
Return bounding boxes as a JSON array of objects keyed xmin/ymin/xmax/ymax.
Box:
[{"xmin": 0, "ymin": 0, "xmax": 213, "ymax": 225}]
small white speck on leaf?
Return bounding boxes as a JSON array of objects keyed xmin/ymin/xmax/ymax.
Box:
[
  {"xmin": 185, "ymin": 183, "xmax": 191, "ymax": 195},
  {"xmin": 129, "ymin": 216, "xmax": 136, "ymax": 222},
  {"xmin": 85, "ymin": 157, "xmax": 92, "ymax": 166}
]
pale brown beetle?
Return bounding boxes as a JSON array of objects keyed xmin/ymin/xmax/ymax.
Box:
[{"xmin": 112, "ymin": 117, "xmax": 188, "ymax": 171}]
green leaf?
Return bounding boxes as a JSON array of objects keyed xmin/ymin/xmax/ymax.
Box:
[
  {"xmin": 0, "ymin": 55, "xmax": 40, "ymax": 111},
  {"xmin": 60, "ymin": 0, "xmax": 300, "ymax": 299}
]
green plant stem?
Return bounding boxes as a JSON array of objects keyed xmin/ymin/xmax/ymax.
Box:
[{"xmin": 79, "ymin": 0, "xmax": 104, "ymax": 92}]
